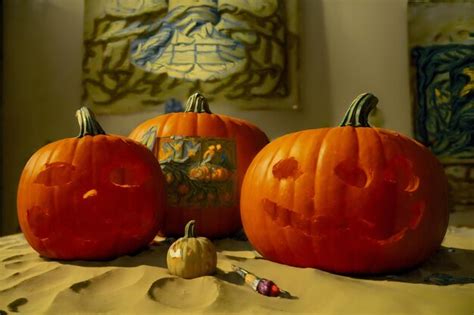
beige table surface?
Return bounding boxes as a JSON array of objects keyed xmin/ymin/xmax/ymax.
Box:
[{"xmin": 0, "ymin": 225, "xmax": 473, "ymax": 315}]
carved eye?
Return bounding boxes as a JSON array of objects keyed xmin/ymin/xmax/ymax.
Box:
[
  {"xmin": 35, "ymin": 162, "xmax": 75, "ymax": 186},
  {"xmin": 109, "ymin": 166, "xmax": 150, "ymax": 188},
  {"xmin": 335, "ymin": 160, "xmax": 368, "ymax": 188},
  {"xmin": 272, "ymin": 157, "xmax": 302, "ymax": 180},
  {"xmin": 383, "ymin": 156, "xmax": 420, "ymax": 192}
]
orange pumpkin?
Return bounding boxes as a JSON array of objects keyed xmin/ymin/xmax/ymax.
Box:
[
  {"xmin": 241, "ymin": 93, "xmax": 449, "ymax": 274},
  {"xmin": 129, "ymin": 93, "xmax": 269, "ymax": 238},
  {"xmin": 17, "ymin": 107, "xmax": 166, "ymax": 260}
]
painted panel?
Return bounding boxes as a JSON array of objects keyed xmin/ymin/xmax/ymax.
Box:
[
  {"xmin": 83, "ymin": 0, "xmax": 300, "ymax": 114},
  {"xmin": 408, "ymin": 0, "xmax": 474, "ymax": 212}
]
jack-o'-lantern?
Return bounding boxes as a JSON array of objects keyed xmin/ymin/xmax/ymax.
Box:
[
  {"xmin": 241, "ymin": 93, "xmax": 449, "ymax": 274},
  {"xmin": 17, "ymin": 107, "xmax": 166, "ymax": 260},
  {"xmin": 129, "ymin": 93, "xmax": 269, "ymax": 238}
]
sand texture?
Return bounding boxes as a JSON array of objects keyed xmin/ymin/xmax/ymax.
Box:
[{"xmin": 1, "ymin": 226, "xmax": 473, "ymax": 314}]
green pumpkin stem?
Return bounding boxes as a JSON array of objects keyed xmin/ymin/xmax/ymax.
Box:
[
  {"xmin": 76, "ymin": 106, "xmax": 106, "ymax": 138},
  {"xmin": 185, "ymin": 93, "xmax": 212, "ymax": 114},
  {"xmin": 184, "ymin": 220, "xmax": 196, "ymax": 238},
  {"xmin": 339, "ymin": 93, "xmax": 378, "ymax": 127}
]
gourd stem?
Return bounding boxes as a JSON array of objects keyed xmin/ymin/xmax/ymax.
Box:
[
  {"xmin": 339, "ymin": 93, "xmax": 378, "ymax": 127},
  {"xmin": 184, "ymin": 220, "xmax": 196, "ymax": 238},
  {"xmin": 76, "ymin": 106, "xmax": 106, "ymax": 138},
  {"xmin": 185, "ymin": 93, "xmax": 212, "ymax": 114}
]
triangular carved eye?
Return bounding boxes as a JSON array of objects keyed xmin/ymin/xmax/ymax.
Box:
[
  {"xmin": 35, "ymin": 162, "xmax": 75, "ymax": 186},
  {"xmin": 109, "ymin": 166, "xmax": 150, "ymax": 188},
  {"xmin": 383, "ymin": 156, "xmax": 420, "ymax": 192}
]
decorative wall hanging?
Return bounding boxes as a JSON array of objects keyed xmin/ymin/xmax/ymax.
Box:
[
  {"xmin": 83, "ymin": 0, "xmax": 300, "ymax": 114},
  {"xmin": 408, "ymin": 0, "xmax": 474, "ymax": 213}
]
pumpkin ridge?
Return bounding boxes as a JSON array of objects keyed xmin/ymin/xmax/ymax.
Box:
[
  {"xmin": 25, "ymin": 144, "xmax": 48, "ymax": 190},
  {"xmin": 157, "ymin": 113, "xmax": 173, "ymax": 137},
  {"xmin": 217, "ymin": 114, "xmax": 230, "ymax": 139},
  {"xmin": 50, "ymin": 141, "xmax": 63, "ymax": 239},
  {"xmin": 254, "ymin": 141, "xmax": 283, "ymax": 259},
  {"xmin": 272, "ymin": 132, "xmax": 300, "ymax": 259},
  {"xmin": 371, "ymin": 128, "xmax": 388, "ymax": 176},
  {"xmin": 67, "ymin": 138, "xmax": 80, "ymax": 170},
  {"xmin": 314, "ymin": 127, "xmax": 341, "ymax": 214},
  {"xmin": 307, "ymin": 129, "xmax": 330, "ymax": 217},
  {"xmin": 41, "ymin": 141, "xmax": 61, "ymax": 191},
  {"xmin": 192, "ymin": 110, "xmax": 198, "ymax": 136},
  {"xmin": 284, "ymin": 131, "xmax": 308, "ymax": 221},
  {"xmin": 356, "ymin": 127, "xmax": 391, "ymax": 237},
  {"xmin": 379, "ymin": 129, "xmax": 408, "ymax": 236}
]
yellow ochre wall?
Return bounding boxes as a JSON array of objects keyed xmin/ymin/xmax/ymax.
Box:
[{"xmin": 2, "ymin": 0, "xmax": 412, "ymax": 235}]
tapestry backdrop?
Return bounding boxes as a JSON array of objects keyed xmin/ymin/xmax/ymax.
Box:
[{"xmin": 82, "ymin": 0, "xmax": 300, "ymax": 114}]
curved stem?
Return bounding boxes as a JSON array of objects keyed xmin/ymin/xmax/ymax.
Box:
[
  {"xmin": 339, "ymin": 93, "xmax": 378, "ymax": 127},
  {"xmin": 184, "ymin": 220, "xmax": 196, "ymax": 238},
  {"xmin": 185, "ymin": 93, "xmax": 212, "ymax": 114},
  {"xmin": 76, "ymin": 106, "xmax": 106, "ymax": 138}
]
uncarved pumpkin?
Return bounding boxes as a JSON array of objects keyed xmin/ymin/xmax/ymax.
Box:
[
  {"xmin": 167, "ymin": 220, "xmax": 217, "ymax": 279},
  {"xmin": 129, "ymin": 93, "xmax": 269, "ymax": 238},
  {"xmin": 240, "ymin": 93, "xmax": 449, "ymax": 274},
  {"xmin": 17, "ymin": 107, "xmax": 166, "ymax": 260}
]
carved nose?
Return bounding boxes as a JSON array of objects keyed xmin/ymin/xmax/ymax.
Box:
[{"xmin": 83, "ymin": 189, "xmax": 98, "ymax": 200}]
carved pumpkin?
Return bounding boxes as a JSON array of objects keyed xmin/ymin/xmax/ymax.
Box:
[
  {"xmin": 129, "ymin": 93, "xmax": 269, "ymax": 238},
  {"xmin": 17, "ymin": 107, "xmax": 166, "ymax": 260},
  {"xmin": 167, "ymin": 220, "xmax": 217, "ymax": 279},
  {"xmin": 241, "ymin": 93, "xmax": 449, "ymax": 274}
]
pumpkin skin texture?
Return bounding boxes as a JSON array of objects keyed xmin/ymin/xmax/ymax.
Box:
[
  {"xmin": 241, "ymin": 93, "xmax": 449, "ymax": 274},
  {"xmin": 167, "ymin": 220, "xmax": 217, "ymax": 279},
  {"xmin": 17, "ymin": 108, "xmax": 166, "ymax": 260},
  {"xmin": 129, "ymin": 93, "xmax": 269, "ymax": 238}
]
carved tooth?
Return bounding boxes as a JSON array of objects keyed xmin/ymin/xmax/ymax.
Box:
[
  {"xmin": 275, "ymin": 205, "xmax": 291, "ymax": 227},
  {"xmin": 262, "ymin": 198, "xmax": 318, "ymax": 236},
  {"xmin": 376, "ymin": 228, "xmax": 407, "ymax": 245},
  {"xmin": 262, "ymin": 198, "xmax": 277, "ymax": 220},
  {"xmin": 290, "ymin": 211, "xmax": 310, "ymax": 235},
  {"xmin": 408, "ymin": 200, "xmax": 425, "ymax": 230},
  {"xmin": 310, "ymin": 219, "xmax": 321, "ymax": 237}
]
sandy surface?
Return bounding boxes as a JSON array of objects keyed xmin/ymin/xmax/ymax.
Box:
[{"xmin": 0, "ymin": 227, "xmax": 473, "ymax": 314}]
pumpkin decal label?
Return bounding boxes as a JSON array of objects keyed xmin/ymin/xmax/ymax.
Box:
[{"xmin": 157, "ymin": 136, "xmax": 237, "ymax": 208}]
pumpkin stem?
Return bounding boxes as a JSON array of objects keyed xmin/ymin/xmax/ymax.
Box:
[
  {"xmin": 339, "ymin": 93, "xmax": 378, "ymax": 127},
  {"xmin": 184, "ymin": 220, "xmax": 196, "ymax": 238},
  {"xmin": 185, "ymin": 93, "xmax": 212, "ymax": 114},
  {"xmin": 76, "ymin": 106, "xmax": 106, "ymax": 138}
]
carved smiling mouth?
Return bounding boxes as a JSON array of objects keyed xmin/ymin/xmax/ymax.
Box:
[{"xmin": 262, "ymin": 198, "xmax": 425, "ymax": 245}]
